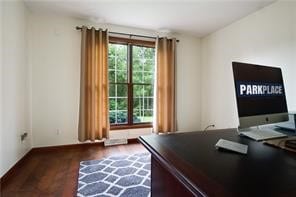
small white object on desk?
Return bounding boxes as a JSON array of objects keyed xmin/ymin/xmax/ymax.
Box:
[
  {"xmin": 240, "ymin": 128, "xmax": 287, "ymax": 141},
  {"xmin": 215, "ymin": 139, "xmax": 248, "ymax": 154}
]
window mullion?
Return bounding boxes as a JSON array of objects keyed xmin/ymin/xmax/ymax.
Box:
[{"xmin": 128, "ymin": 44, "xmax": 133, "ymax": 125}]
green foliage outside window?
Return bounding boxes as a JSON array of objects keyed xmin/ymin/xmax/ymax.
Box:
[{"xmin": 108, "ymin": 43, "xmax": 155, "ymax": 125}]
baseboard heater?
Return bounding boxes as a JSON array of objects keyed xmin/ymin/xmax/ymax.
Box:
[{"xmin": 104, "ymin": 138, "xmax": 128, "ymax": 146}]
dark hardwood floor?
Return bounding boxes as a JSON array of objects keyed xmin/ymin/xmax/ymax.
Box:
[{"xmin": 1, "ymin": 142, "xmax": 146, "ymax": 197}]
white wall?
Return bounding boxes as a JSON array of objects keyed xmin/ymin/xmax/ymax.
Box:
[
  {"xmin": 0, "ymin": 0, "xmax": 3, "ymax": 178},
  {"xmin": 176, "ymin": 34, "xmax": 201, "ymax": 132},
  {"xmin": 201, "ymin": 1, "xmax": 296, "ymax": 129},
  {"xmin": 29, "ymin": 13, "xmax": 201, "ymax": 147},
  {"xmin": 1, "ymin": 0, "xmax": 32, "ymax": 177}
]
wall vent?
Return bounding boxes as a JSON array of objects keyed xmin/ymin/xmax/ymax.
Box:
[{"xmin": 104, "ymin": 138, "xmax": 128, "ymax": 146}]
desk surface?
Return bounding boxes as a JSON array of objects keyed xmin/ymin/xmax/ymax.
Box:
[{"xmin": 139, "ymin": 129, "xmax": 296, "ymax": 196}]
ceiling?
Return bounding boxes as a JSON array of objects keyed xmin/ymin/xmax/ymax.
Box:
[{"xmin": 24, "ymin": 0, "xmax": 276, "ymax": 37}]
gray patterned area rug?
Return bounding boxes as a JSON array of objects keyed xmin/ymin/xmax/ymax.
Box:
[{"xmin": 77, "ymin": 152, "xmax": 151, "ymax": 197}]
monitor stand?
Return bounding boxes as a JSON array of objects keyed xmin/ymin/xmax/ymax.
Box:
[
  {"xmin": 276, "ymin": 112, "xmax": 296, "ymax": 131},
  {"xmin": 237, "ymin": 126, "xmax": 287, "ymax": 141}
]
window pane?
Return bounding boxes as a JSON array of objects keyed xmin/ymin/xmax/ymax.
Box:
[
  {"xmin": 108, "ymin": 46, "xmax": 116, "ymax": 70},
  {"xmin": 109, "ymin": 84, "xmax": 115, "ymax": 97},
  {"xmin": 116, "ymin": 84, "xmax": 128, "ymax": 97},
  {"xmin": 108, "ymin": 70, "xmax": 115, "ymax": 83},
  {"xmin": 117, "ymin": 98, "xmax": 127, "ymax": 110},
  {"xmin": 109, "ymin": 84, "xmax": 128, "ymax": 125},
  {"xmin": 116, "ymin": 110, "xmax": 128, "ymax": 124},
  {"xmin": 109, "ymin": 98, "xmax": 116, "ymax": 110},
  {"xmin": 109, "ymin": 84, "xmax": 127, "ymax": 97},
  {"xmin": 133, "ymin": 58, "xmax": 142, "ymax": 71},
  {"xmin": 144, "ymin": 110, "xmax": 153, "ymax": 122},
  {"xmin": 144, "ymin": 59, "xmax": 154, "ymax": 71},
  {"xmin": 143, "ymin": 72, "xmax": 153, "ymax": 84},
  {"xmin": 133, "ymin": 84, "xmax": 144, "ymax": 97},
  {"xmin": 144, "ymin": 47, "xmax": 155, "ymax": 59},
  {"xmin": 133, "ymin": 71, "xmax": 143, "ymax": 83},
  {"xmin": 132, "ymin": 46, "xmax": 155, "ymax": 84},
  {"xmin": 146, "ymin": 97, "xmax": 153, "ymax": 109},
  {"xmin": 109, "ymin": 110, "xmax": 128, "ymax": 124},
  {"xmin": 116, "ymin": 71, "xmax": 127, "ymax": 83},
  {"xmin": 144, "ymin": 85, "xmax": 153, "ymax": 97},
  {"xmin": 108, "ymin": 43, "xmax": 128, "ymax": 83},
  {"xmin": 117, "ymin": 57, "xmax": 127, "ymax": 70},
  {"xmin": 109, "ymin": 111, "xmax": 116, "ymax": 124},
  {"xmin": 133, "ymin": 85, "xmax": 154, "ymax": 123}
]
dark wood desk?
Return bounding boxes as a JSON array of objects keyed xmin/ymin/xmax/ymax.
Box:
[{"xmin": 139, "ymin": 129, "xmax": 296, "ymax": 197}]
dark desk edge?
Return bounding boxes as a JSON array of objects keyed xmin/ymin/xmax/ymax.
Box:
[
  {"xmin": 138, "ymin": 135, "xmax": 207, "ymax": 197},
  {"xmin": 139, "ymin": 130, "xmax": 296, "ymax": 197}
]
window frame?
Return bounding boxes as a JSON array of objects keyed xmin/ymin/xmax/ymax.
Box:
[{"xmin": 109, "ymin": 36, "xmax": 155, "ymax": 130}]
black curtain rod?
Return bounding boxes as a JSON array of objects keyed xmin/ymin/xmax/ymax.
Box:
[{"xmin": 76, "ymin": 26, "xmax": 179, "ymax": 42}]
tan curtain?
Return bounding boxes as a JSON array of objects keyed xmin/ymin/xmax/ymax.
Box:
[
  {"xmin": 78, "ymin": 26, "xmax": 109, "ymax": 141},
  {"xmin": 154, "ymin": 37, "xmax": 176, "ymax": 133}
]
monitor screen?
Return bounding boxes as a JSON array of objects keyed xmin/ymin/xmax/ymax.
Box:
[{"xmin": 232, "ymin": 62, "xmax": 288, "ymax": 127}]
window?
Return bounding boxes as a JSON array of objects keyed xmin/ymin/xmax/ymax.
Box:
[{"xmin": 108, "ymin": 38, "xmax": 155, "ymax": 128}]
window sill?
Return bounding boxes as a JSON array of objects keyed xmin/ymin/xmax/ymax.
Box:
[{"xmin": 110, "ymin": 124, "xmax": 152, "ymax": 130}]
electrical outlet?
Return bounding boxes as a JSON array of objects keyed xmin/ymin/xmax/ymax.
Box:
[{"xmin": 56, "ymin": 129, "xmax": 60, "ymax": 135}]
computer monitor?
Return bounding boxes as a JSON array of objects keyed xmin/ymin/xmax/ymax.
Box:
[{"xmin": 232, "ymin": 62, "xmax": 289, "ymax": 129}]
